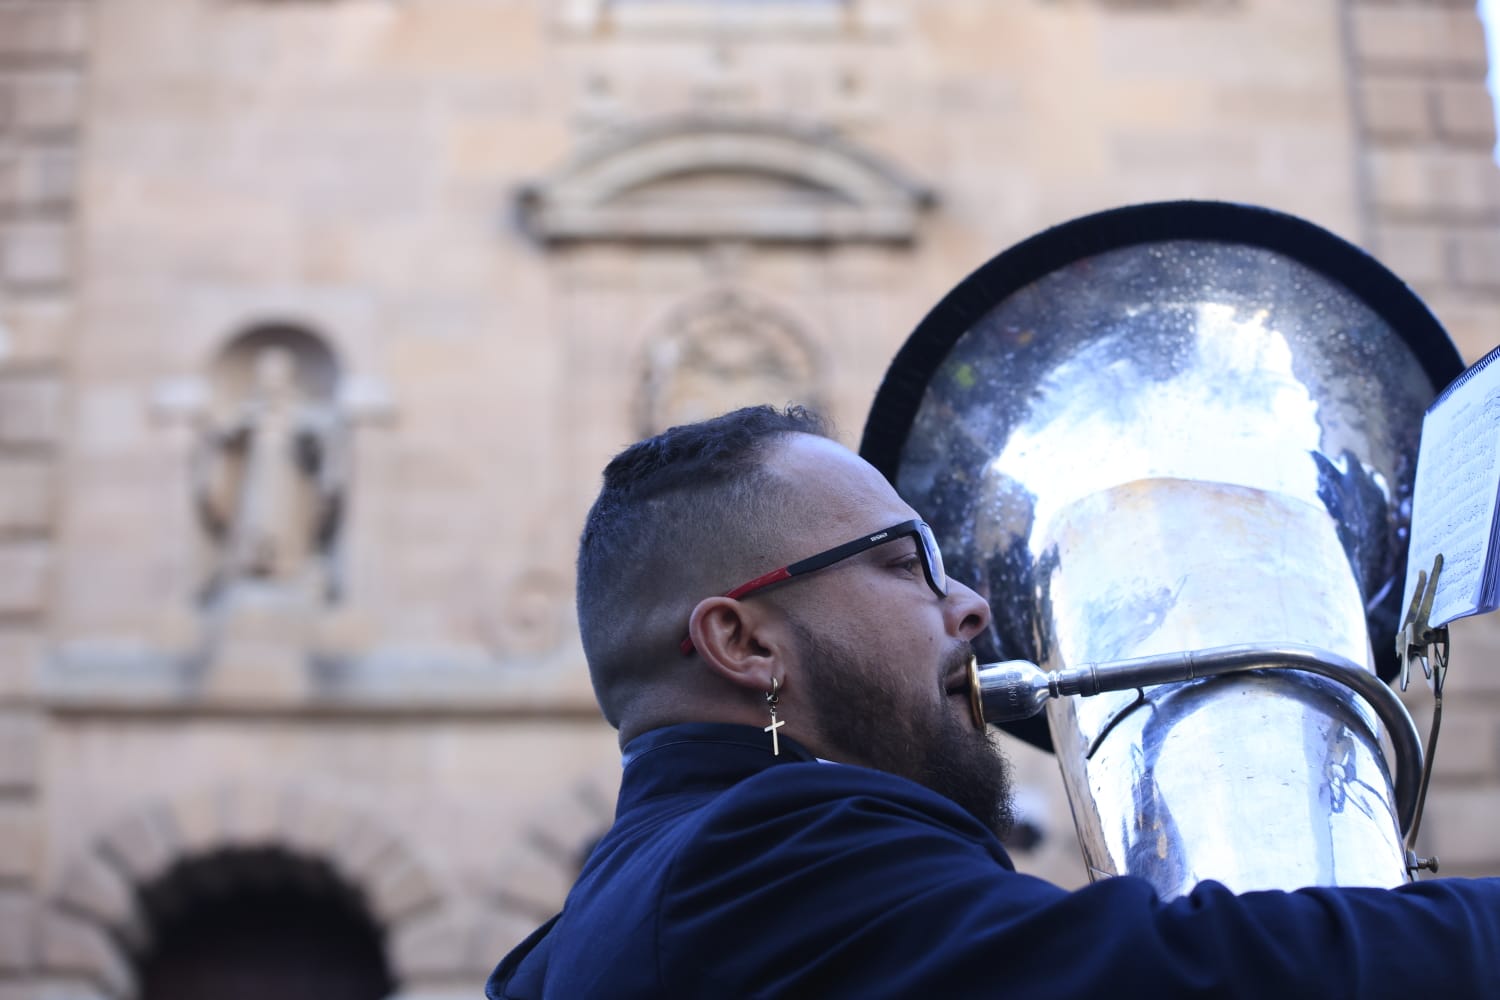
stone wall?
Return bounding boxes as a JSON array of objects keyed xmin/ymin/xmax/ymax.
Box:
[{"xmin": 0, "ymin": 1, "xmax": 91, "ymax": 996}]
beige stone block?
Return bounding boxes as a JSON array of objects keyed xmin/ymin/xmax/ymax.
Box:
[
  {"xmin": 0, "ymin": 223, "xmax": 70, "ymax": 288},
  {"xmin": 1372, "ymin": 221, "xmax": 1449, "ymax": 287},
  {"xmin": 202, "ymin": 591, "xmax": 316, "ymax": 705},
  {"xmin": 97, "ymin": 806, "xmax": 176, "ymax": 886},
  {"xmin": 0, "ymin": 147, "xmax": 78, "ymax": 213},
  {"xmin": 202, "ymin": 639, "xmax": 310, "ymax": 704},
  {"xmin": 1366, "ymin": 147, "xmax": 1427, "ymax": 213},
  {"xmin": 1350, "ymin": 6, "xmax": 1489, "ymax": 73},
  {"xmin": 1434, "ymin": 79, "xmax": 1499, "ymax": 147},
  {"xmin": 53, "ymin": 854, "xmax": 137, "ymax": 943},
  {"xmin": 11, "ymin": 74, "xmax": 82, "ymax": 134},
  {"xmin": 1444, "ymin": 616, "xmax": 1500, "ymax": 695},
  {"xmin": 1423, "ymin": 784, "xmax": 1500, "ymax": 869},
  {"xmin": 0, "ymin": 154, "xmax": 16, "ymax": 212},
  {"xmin": 1427, "ymin": 706, "xmax": 1500, "ymax": 783},
  {"xmin": 372, "ymin": 2, "xmax": 543, "ymax": 74},
  {"xmin": 1440, "ymin": 7, "xmax": 1496, "ymax": 74},
  {"xmin": 1424, "ymin": 151, "xmax": 1496, "ymax": 218},
  {"xmin": 331, "ymin": 819, "xmax": 398, "ymax": 893},
  {"xmin": 279, "ymin": 788, "xmax": 358, "ymax": 858},
  {"xmin": 1359, "ymin": 78, "xmax": 1433, "ymax": 141},
  {"xmin": 366, "ymin": 854, "xmax": 442, "ymax": 925},
  {"xmin": 71, "ymin": 377, "xmax": 172, "ymax": 454},
  {"xmin": 0, "ymin": 5, "xmax": 91, "ymax": 61},
  {"xmin": 0, "ymin": 891, "xmax": 35, "ymax": 970},
  {"xmin": 1351, "ymin": 7, "xmax": 1439, "ymax": 67},
  {"xmin": 542, "ymin": 775, "xmax": 613, "ymax": 847},
  {"xmin": 217, "ymin": 783, "xmax": 281, "ymax": 848},
  {"xmin": 0, "ymin": 712, "xmax": 40, "ymax": 792},
  {"xmin": 1419, "ymin": 293, "xmax": 1500, "ymax": 362},
  {"xmin": 0, "ymin": 300, "xmax": 71, "ymax": 367},
  {"xmin": 163, "ymin": 787, "xmax": 224, "ymax": 857},
  {"xmin": 390, "ymin": 908, "xmax": 475, "ymax": 982},
  {"xmin": 0, "ymin": 372, "xmax": 60, "ymax": 446},
  {"xmin": 0, "ymin": 541, "xmax": 50, "ymax": 617},
  {"xmin": 0, "ymin": 631, "xmax": 41, "ymax": 701},
  {"xmin": 1369, "ymin": 147, "xmax": 1500, "ymax": 216},
  {"xmin": 0, "ymin": 458, "xmax": 54, "ymax": 535},
  {"xmin": 312, "ymin": 606, "xmax": 378, "ymax": 658},
  {"xmin": 0, "ymin": 803, "xmax": 39, "ymax": 884},
  {"xmin": 495, "ymin": 848, "xmax": 574, "ymax": 918},
  {"xmin": 1451, "ymin": 228, "xmax": 1500, "ymax": 290},
  {"xmin": 37, "ymin": 911, "xmax": 131, "ymax": 999}
]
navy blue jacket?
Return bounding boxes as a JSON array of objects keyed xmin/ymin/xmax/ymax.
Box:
[{"xmin": 487, "ymin": 723, "xmax": 1500, "ymax": 998}]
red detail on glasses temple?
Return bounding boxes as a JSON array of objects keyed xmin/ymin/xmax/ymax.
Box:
[
  {"xmin": 679, "ymin": 566, "xmax": 796, "ymax": 656},
  {"xmin": 725, "ymin": 566, "xmax": 792, "ymax": 600}
]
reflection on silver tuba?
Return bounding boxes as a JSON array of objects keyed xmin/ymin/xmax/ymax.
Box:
[{"xmin": 861, "ymin": 202, "xmax": 1461, "ymax": 896}]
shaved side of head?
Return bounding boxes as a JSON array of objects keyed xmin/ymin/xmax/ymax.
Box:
[{"xmin": 575, "ymin": 406, "xmax": 830, "ymax": 727}]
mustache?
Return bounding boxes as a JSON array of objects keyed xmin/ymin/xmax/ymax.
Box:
[{"xmin": 942, "ymin": 642, "xmax": 976, "ymax": 695}]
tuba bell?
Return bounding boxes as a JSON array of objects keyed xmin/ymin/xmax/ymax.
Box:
[{"xmin": 861, "ymin": 201, "xmax": 1461, "ymax": 896}]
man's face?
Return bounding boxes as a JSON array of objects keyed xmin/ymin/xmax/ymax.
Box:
[{"xmin": 764, "ymin": 435, "xmax": 1012, "ymax": 834}]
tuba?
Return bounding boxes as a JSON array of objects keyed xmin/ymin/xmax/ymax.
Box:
[{"xmin": 861, "ymin": 202, "xmax": 1461, "ymax": 896}]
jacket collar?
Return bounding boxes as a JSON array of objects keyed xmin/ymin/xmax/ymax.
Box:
[{"xmin": 616, "ymin": 722, "xmax": 818, "ymax": 816}]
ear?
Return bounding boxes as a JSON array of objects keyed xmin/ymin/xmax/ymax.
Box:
[{"xmin": 686, "ymin": 595, "xmax": 788, "ymax": 694}]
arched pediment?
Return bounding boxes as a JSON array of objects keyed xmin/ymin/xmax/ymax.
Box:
[{"xmin": 518, "ymin": 116, "xmax": 934, "ymax": 244}]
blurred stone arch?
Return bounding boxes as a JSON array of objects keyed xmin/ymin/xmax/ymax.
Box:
[{"xmin": 42, "ymin": 784, "xmax": 448, "ymax": 1000}]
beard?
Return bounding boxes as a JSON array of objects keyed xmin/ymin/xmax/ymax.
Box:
[{"xmin": 788, "ymin": 619, "xmax": 1015, "ymax": 840}]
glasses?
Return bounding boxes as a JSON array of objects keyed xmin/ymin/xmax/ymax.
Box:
[{"xmin": 679, "ymin": 518, "xmax": 948, "ymax": 655}]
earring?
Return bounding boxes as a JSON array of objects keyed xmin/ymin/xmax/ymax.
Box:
[{"xmin": 764, "ymin": 677, "xmax": 785, "ymax": 756}]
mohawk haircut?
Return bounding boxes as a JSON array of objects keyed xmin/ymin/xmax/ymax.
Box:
[{"xmin": 576, "ymin": 405, "xmax": 829, "ymax": 725}]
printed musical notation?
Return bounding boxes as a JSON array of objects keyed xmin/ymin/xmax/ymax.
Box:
[{"xmin": 1404, "ymin": 343, "xmax": 1500, "ymax": 627}]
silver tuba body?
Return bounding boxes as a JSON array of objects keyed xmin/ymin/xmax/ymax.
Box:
[{"xmin": 861, "ymin": 202, "xmax": 1461, "ymax": 896}]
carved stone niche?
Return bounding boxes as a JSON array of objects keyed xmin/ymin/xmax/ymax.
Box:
[
  {"xmin": 194, "ymin": 323, "xmax": 346, "ymax": 608},
  {"xmin": 639, "ymin": 288, "xmax": 825, "ymax": 435},
  {"xmin": 518, "ymin": 114, "xmax": 934, "ymax": 245}
]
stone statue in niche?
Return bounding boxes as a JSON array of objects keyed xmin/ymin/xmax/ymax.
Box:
[
  {"xmin": 192, "ymin": 345, "xmax": 346, "ymax": 603},
  {"xmin": 640, "ymin": 289, "xmax": 822, "ymax": 434}
]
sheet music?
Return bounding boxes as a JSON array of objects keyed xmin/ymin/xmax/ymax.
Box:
[{"xmin": 1403, "ymin": 344, "xmax": 1500, "ymax": 627}]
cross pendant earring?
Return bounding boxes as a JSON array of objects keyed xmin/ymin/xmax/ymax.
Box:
[{"xmin": 764, "ymin": 678, "xmax": 784, "ymax": 756}]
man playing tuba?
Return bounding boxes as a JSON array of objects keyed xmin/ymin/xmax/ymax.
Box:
[{"xmin": 487, "ymin": 405, "xmax": 1500, "ymax": 999}]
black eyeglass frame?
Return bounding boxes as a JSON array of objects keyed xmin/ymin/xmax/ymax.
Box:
[{"xmin": 679, "ymin": 518, "xmax": 948, "ymax": 655}]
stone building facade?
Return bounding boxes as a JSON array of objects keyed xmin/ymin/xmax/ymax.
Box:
[{"xmin": 0, "ymin": 0, "xmax": 1496, "ymax": 996}]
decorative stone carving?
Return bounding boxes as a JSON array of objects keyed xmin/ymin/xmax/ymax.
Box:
[
  {"xmin": 519, "ymin": 115, "xmax": 933, "ymax": 244},
  {"xmin": 640, "ymin": 288, "xmax": 823, "ymax": 433},
  {"xmin": 193, "ymin": 344, "xmax": 346, "ymax": 603},
  {"xmin": 483, "ymin": 569, "xmax": 571, "ymax": 659},
  {"xmin": 553, "ymin": 0, "xmax": 904, "ymax": 38}
]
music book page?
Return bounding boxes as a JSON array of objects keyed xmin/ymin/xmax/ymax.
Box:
[{"xmin": 1403, "ymin": 343, "xmax": 1500, "ymax": 628}]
